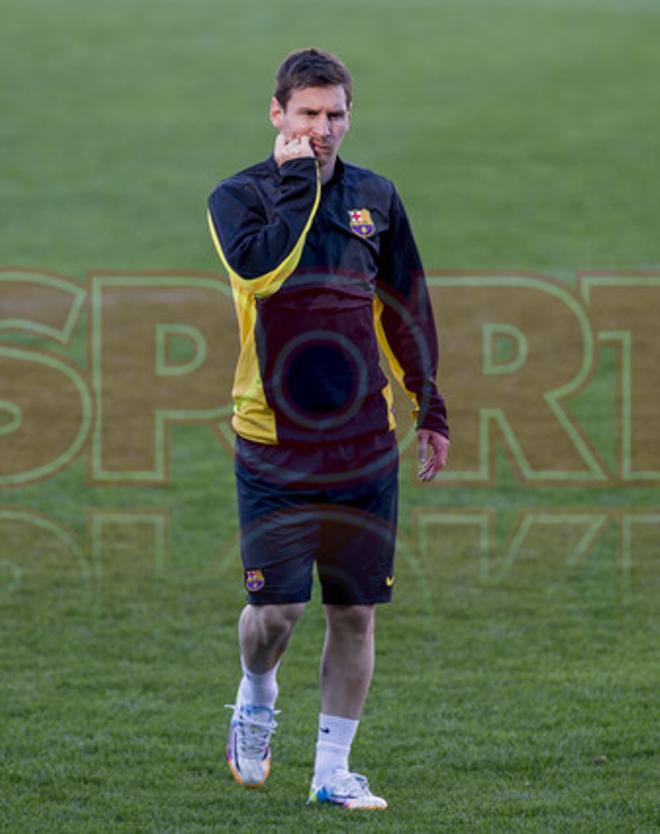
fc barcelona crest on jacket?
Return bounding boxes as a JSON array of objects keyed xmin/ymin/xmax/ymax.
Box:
[{"xmin": 348, "ymin": 208, "xmax": 375, "ymax": 238}]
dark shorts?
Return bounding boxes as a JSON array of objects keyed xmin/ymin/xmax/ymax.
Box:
[{"xmin": 234, "ymin": 432, "xmax": 399, "ymax": 606}]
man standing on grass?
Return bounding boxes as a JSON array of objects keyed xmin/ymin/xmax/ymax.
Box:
[{"xmin": 207, "ymin": 47, "xmax": 449, "ymax": 811}]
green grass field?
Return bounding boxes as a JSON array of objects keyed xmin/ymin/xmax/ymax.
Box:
[{"xmin": 1, "ymin": 0, "xmax": 659, "ymax": 831}]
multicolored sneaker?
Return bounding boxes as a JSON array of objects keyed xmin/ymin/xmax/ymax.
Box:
[
  {"xmin": 307, "ymin": 769, "xmax": 388, "ymax": 810},
  {"xmin": 224, "ymin": 702, "xmax": 279, "ymax": 788}
]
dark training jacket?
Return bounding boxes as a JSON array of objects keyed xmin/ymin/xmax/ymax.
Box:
[{"xmin": 207, "ymin": 155, "xmax": 449, "ymax": 446}]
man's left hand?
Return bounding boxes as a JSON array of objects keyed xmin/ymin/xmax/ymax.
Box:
[{"xmin": 417, "ymin": 429, "xmax": 450, "ymax": 481}]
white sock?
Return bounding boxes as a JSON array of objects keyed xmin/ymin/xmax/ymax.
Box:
[
  {"xmin": 237, "ymin": 656, "xmax": 280, "ymax": 709},
  {"xmin": 313, "ymin": 713, "xmax": 359, "ymax": 786}
]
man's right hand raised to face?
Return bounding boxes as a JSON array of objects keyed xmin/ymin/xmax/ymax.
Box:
[{"xmin": 274, "ymin": 132, "xmax": 316, "ymax": 167}]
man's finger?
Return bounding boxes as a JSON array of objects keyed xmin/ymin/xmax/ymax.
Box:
[
  {"xmin": 430, "ymin": 434, "xmax": 450, "ymax": 468},
  {"xmin": 418, "ymin": 433, "xmax": 428, "ymax": 465}
]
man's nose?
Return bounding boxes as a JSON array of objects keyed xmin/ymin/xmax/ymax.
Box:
[{"xmin": 312, "ymin": 115, "xmax": 332, "ymax": 137}]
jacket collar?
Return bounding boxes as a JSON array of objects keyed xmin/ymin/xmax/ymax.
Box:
[{"xmin": 267, "ymin": 154, "xmax": 345, "ymax": 187}]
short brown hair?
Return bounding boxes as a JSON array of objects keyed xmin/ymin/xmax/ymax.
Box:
[{"xmin": 274, "ymin": 48, "xmax": 352, "ymax": 110}]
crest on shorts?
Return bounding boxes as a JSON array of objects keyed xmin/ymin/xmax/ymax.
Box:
[
  {"xmin": 245, "ymin": 569, "xmax": 265, "ymax": 592},
  {"xmin": 348, "ymin": 208, "xmax": 375, "ymax": 238}
]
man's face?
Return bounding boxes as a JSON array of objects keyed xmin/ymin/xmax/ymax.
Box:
[{"xmin": 270, "ymin": 85, "xmax": 351, "ymax": 167}]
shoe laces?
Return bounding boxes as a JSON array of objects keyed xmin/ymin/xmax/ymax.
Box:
[
  {"xmin": 327, "ymin": 769, "xmax": 372, "ymax": 798},
  {"xmin": 224, "ymin": 703, "xmax": 280, "ymax": 759}
]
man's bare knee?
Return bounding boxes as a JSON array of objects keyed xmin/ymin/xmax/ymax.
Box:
[
  {"xmin": 325, "ymin": 604, "xmax": 374, "ymax": 638},
  {"xmin": 251, "ymin": 602, "xmax": 306, "ymax": 644}
]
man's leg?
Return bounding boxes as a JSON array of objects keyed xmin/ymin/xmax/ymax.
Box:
[
  {"xmin": 308, "ymin": 604, "xmax": 386, "ymax": 809},
  {"xmin": 239, "ymin": 602, "xmax": 306, "ymax": 674},
  {"xmin": 320, "ymin": 604, "xmax": 374, "ymax": 718},
  {"xmin": 237, "ymin": 603, "xmax": 306, "ymax": 707},
  {"xmin": 227, "ymin": 602, "xmax": 306, "ymax": 787}
]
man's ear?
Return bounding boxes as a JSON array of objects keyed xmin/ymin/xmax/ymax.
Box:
[{"xmin": 269, "ymin": 96, "xmax": 284, "ymax": 130}]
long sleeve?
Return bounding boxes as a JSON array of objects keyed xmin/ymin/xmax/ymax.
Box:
[
  {"xmin": 374, "ymin": 188, "xmax": 449, "ymax": 437},
  {"xmin": 207, "ymin": 157, "xmax": 321, "ymax": 298}
]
